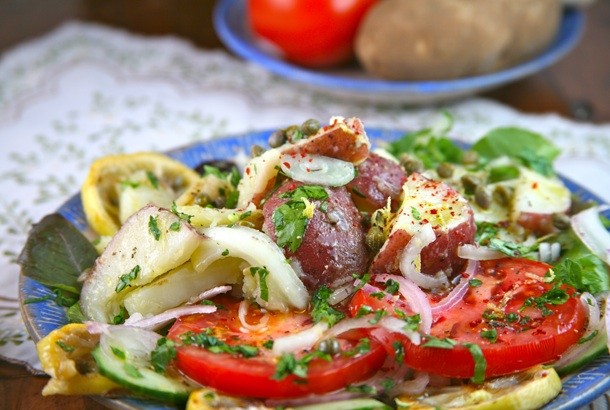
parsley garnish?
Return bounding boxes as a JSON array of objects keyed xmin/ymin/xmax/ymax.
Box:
[
  {"xmin": 181, "ymin": 330, "xmax": 259, "ymax": 358},
  {"xmin": 384, "ymin": 279, "xmax": 400, "ymax": 294},
  {"xmin": 111, "ymin": 346, "xmax": 126, "ymax": 359},
  {"xmin": 55, "ymin": 340, "xmax": 75, "ymax": 353},
  {"xmin": 411, "ymin": 207, "xmax": 422, "ymax": 221},
  {"xmin": 273, "ymin": 186, "xmax": 329, "ymax": 251},
  {"xmin": 469, "ymin": 278, "xmax": 483, "ymax": 287},
  {"xmin": 115, "ymin": 265, "xmax": 140, "ymax": 293},
  {"xmin": 489, "ymin": 238, "xmax": 537, "ymax": 257},
  {"xmin": 480, "ymin": 328, "xmax": 498, "ymax": 343},
  {"xmin": 150, "ymin": 337, "xmax": 177, "ymax": 373},
  {"xmin": 112, "ymin": 305, "xmax": 129, "ymax": 324},
  {"xmin": 221, "ymin": 249, "xmax": 229, "ymax": 256},
  {"xmin": 249, "ymin": 266, "xmax": 270, "ymax": 302},
  {"xmin": 464, "ymin": 343, "xmax": 487, "ymax": 384},
  {"xmin": 169, "ymin": 221, "xmax": 181, "ymax": 231},
  {"xmin": 311, "ymin": 285, "xmax": 345, "ymax": 327},
  {"xmin": 423, "ymin": 336, "xmax": 458, "ymax": 349},
  {"xmin": 171, "ymin": 202, "xmax": 193, "ymax": 223},
  {"xmin": 146, "ymin": 170, "xmax": 159, "ymax": 189},
  {"xmin": 343, "ymin": 338, "xmax": 371, "ymax": 357},
  {"xmin": 392, "ymin": 340, "xmax": 405, "ymax": 362},
  {"xmin": 273, "ymin": 350, "xmax": 330, "ymax": 380},
  {"xmin": 520, "ymin": 287, "xmax": 569, "ymax": 316},
  {"xmin": 124, "ymin": 363, "xmax": 143, "ymax": 378},
  {"xmin": 148, "ymin": 215, "xmax": 161, "ymax": 240}
]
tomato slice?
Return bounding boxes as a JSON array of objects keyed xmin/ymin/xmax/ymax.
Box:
[
  {"xmin": 167, "ymin": 296, "xmax": 386, "ymax": 398},
  {"xmin": 349, "ymin": 258, "xmax": 587, "ymax": 379}
]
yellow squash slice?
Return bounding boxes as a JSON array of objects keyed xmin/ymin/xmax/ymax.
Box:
[{"xmin": 81, "ymin": 152, "xmax": 200, "ymax": 236}]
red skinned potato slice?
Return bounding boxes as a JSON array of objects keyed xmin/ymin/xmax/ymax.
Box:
[
  {"xmin": 371, "ymin": 173, "xmax": 475, "ymax": 278},
  {"xmin": 237, "ymin": 117, "xmax": 370, "ymax": 208},
  {"xmin": 282, "ymin": 116, "xmax": 370, "ymax": 165},
  {"xmin": 346, "ymin": 152, "xmax": 407, "ymax": 212},
  {"xmin": 262, "ymin": 180, "xmax": 369, "ymax": 291}
]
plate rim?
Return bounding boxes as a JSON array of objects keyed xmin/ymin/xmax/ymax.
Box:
[
  {"xmin": 213, "ymin": 0, "xmax": 584, "ymax": 98},
  {"xmin": 19, "ymin": 128, "xmax": 610, "ymax": 410}
]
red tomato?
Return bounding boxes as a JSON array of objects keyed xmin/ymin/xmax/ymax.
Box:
[
  {"xmin": 349, "ymin": 258, "xmax": 587, "ymax": 379},
  {"xmin": 167, "ymin": 296, "xmax": 386, "ymax": 398},
  {"xmin": 249, "ymin": 0, "xmax": 379, "ymax": 68}
]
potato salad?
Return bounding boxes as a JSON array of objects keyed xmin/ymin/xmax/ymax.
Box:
[{"xmin": 20, "ymin": 115, "xmax": 610, "ymax": 410}]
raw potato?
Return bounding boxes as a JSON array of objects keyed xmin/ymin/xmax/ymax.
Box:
[{"xmin": 355, "ymin": 0, "xmax": 562, "ymax": 80}]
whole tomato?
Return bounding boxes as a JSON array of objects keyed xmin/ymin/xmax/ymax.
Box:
[{"xmin": 248, "ymin": 0, "xmax": 379, "ymax": 68}]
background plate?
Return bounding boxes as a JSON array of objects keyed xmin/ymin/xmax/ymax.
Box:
[
  {"xmin": 20, "ymin": 129, "xmax": 610, "ymax": 410},
  {"xmin": 214, "ymin": 0, "xmax": 584, "ymax": 104}
]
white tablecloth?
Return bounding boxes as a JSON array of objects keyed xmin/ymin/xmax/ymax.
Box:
[{"xmin": 1, "ymin": 21, "xmax": 609, "ymax": 381}]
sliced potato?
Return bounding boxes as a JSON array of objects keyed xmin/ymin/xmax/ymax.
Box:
[{"xmin": 80, "ymin": 205, "xmax": 203, "ymax": 323}]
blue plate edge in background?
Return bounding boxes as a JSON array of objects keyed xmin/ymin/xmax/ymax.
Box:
[{"xmin": 213, "ymin": 0, "xmax": 584, "ymax": 102}]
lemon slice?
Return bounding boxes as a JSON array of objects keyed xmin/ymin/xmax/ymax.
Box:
[
  {"xmin": 82, "ymin": 152, "xmax": 200, "ymax": 236},
  {"xmin": 396, "ymin": 366, "xmax": 561, "ymax": 410}
]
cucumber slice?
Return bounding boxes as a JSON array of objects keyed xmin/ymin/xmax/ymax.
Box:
[
  {"xmin": 92, "ymin": 326, "xmax": 190, "ymax": 404},
  {"xmin": 554, "ymin": 330, "xmax": 608, "ymax": 376}
]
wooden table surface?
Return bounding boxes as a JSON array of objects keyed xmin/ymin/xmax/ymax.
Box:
[{"xmin": 1, "ymin": 1, "xmax": 609, "ymax": 409}]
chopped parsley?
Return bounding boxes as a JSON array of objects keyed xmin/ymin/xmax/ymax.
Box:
[
  {"xmin": 273, "ymin": 186, "xmax": 329, "ymax": 252},
  {"xmin": 392, "ymin": 340, "xmax": 405, "ymax": 363},
  {"xmin": 55, "ymin": 340, "xmax": 75, "ymax": 353},
  {"xmin": 169, "ymin": 221, "xmax": 181, "ymax": 231},
  {"xmin": 181, "ymin": 330, "xmax": 259, "ymax": 358},
  {"xmin": 469, "ymin": 278, "xmax": 483, "ymax": 287},
  {"xmin": 112, "ymin": 305, "xmax": 129, "ymax": 324},
  {"xmin": 480, "ymin": 328, "xmax": 498, "ymax": 343},
  {"xmin": 273, "ymin": 350, "xmax": 331, "ymax": 380},
  {"xmin": 150, "ymin": 337, "xmax": 177, "ymax": 373},
  {"xmin": 171, "ymin": 202, "xmax": 193, "ymax": 223},
  {"xmin": 146, "ymin": 170, "xmax": 159, "ymax": 189},
  {"xmin": 221, "ymin": 249, "xmax": 230, "ymax": 256},
  {"xmin": 384, "ymin": 279, "xmax": 400, "ymax": 294},
  {"xmin": 115, "ymin": 265, "xmax": 140, "ymax": 293},
  {"xmin": 311, "ymin": 285, "xmax": 345, "ymax": 327},
  {"xmin": 148, "ymin": 215, "xmax": 161, "ymax": 240},
  {"xmin": 411, "ymin": 207, "xmax": 422, "ymax": 221},
  {"xmin": 249, "ymin": 266, "xmax": 270, "ymax": 302}
]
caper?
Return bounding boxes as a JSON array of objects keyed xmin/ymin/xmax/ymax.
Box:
[
  {"xmin": 475, "ymin": 186, "xmax": 492, "ymax": 209},
  {"xmin": 399, "ymin": 154, "xmax": 423, "ymax": 175},
  {"xmin": 552, "ymin": 213, "xmax": 571, "ymax": 231},
  {"xmin": 570, "ymin": 193, "xmax": 596, "ymax": 214},
  {"xmin": 461, "ymin": 174, "xmax": 481, "ymax": 195},
  {"xmin": 436, "ymin": 162, "xmax": 454, "ymax": 179},
  {"xmin": 318, "ymin": 338, "xmax": 341, "ymax": 355},
  {"xmin": 268, "ymin": 129, "xmax": 287, "ymax": 148},
  {"xmin": 462, "ymin": 150, "xmax": 479, "ymax": 165},
  {"xmin": 365, "ymin": 226, "xmax": 386, "ymax": 253},
  {"xmin": 250, "ymin": 144, "xmax": 265, "ymax": 158},
  {"xmin": 493, "ymin": 185, "xmax": 514, "ymax": 206},
  {"xmin": 300, "ymin": 118, "xmax": 321, "ymax": 136},
  {"xmin": 285, "ymin": 125, "xmax": 304, "ymax": 143}
]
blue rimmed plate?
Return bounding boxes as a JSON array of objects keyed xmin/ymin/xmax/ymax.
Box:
[
  {"xmin": 214, "ymin": 0, "xmax": 584, "ymax": 104},
  {"xmin": 20, "ymin": 129, "xmax": 610, "ymax": 409}
]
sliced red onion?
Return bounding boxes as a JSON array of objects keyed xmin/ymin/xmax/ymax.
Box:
[
  {"xmin": 279, "ymin": 153, "xmax": 355, "ymax": 186},
  {"xmin": 391, "ymin": 371, "xmax": 430, "ymax": 396},
  {"xmin": 376, "ymin": 316, "xmax": 421, "ymax": 345},
  {"xmin": 457, "ymin": 244, "xmax": 505, "ymax": 260},
  {"xmin": 329, "ymin": 283, "xmax": 354, "ymax": 305},
  {"xmin": 571, "ymin": 205, "xmax": 610, "ymax": 265},
  {"xmin": 238, "ymin": 300, "xmax": 270, "ymax": 333},
  {"xmin": 326, "ymin": 317, "xmax": 378, "ymax": 339},
  {"xmin": 431, "ymin": 259, "xmax": 479, "ymax": 316},
  {"xmin": 186, "ymin": 285, "xmax": 232, "ymax": 305},
  {"xmin": 399, "ymin": 224, "xmax": 449, "ymax": 290},
  {"xmin": 124, "ymin": 304, "xmax": 217, "ymax": 330},
  {"xmin": 85, "ymin": 321, "xmax": 111, "ymax": 335},
  {"xmin": 375, "ymin": 274, "xmax": 433, "ymax": 334},
  {"xmin": 272, "ymin": 322, "xmax": 329, "ymax": 355}
]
